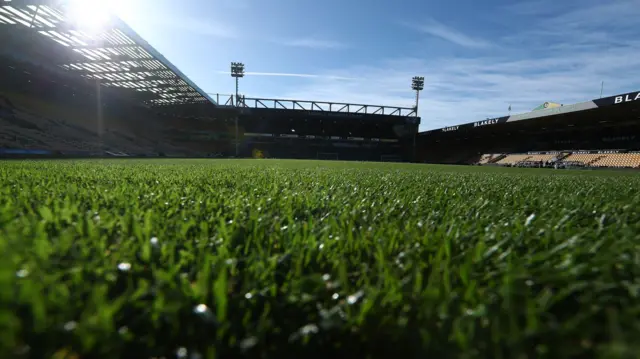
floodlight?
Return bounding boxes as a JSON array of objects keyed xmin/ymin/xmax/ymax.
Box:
[
  {"xmin": 230, "ymin": 62, "xmax": 245, "ymax": 78},
  {"xmin": 411, "ymin": 76, "xmax": 425, "ymax": 91}
]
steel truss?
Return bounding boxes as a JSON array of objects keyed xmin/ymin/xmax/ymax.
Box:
[{"xmin": 210, "ymin": 94, "xmax": 418, "ymax": 117}]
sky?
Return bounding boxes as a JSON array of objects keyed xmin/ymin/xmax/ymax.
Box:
[{"xmin": 109, "ymin": 0, "xmax": 640, "ymax": 131}]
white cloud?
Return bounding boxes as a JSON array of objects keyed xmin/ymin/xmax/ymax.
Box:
[
  {"xmin": 279, "ymin": 38, "xmax": 347, "ymax": 49},
  {"xmin": 279, "ymin": 1, "xmax": 640, "ymax": 132},
  {"xmin": 215, "ymin": 71, "xmax": 355, "ymax": 80},
  {"xmin": 411, "ymin": 19, "xmax": 491, "ymax": 49},
  {"xmin": 247, "ymin": 72, "xmax": 355, "ymax": 80}
]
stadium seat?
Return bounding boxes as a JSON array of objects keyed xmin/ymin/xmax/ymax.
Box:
[
  {"xmin": 477, "ymin": 153, "xmax": 503, "ymax": 164},
  {"xmin": 495, "ymin": 154, "xmax": 533, "ymax": 165},
  {"xmin": 563, "ymin": 153, "xmax": 605, "ymax": 166},
  {"xmin": 526, "ymin": 154, "xmax": 557, "ymax": 162},
  {"xmin": 590, "ymin": 153, "xmax": 640, "ymax": 168}
]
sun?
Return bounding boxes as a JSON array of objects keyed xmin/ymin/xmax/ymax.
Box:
[{"xmin": 66, "ymin": 0, "xmax": 122, "ymax": 33}]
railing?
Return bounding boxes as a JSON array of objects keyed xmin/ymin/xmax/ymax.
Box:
[{"xmin": 209, "ymin": 94, "xmax": 417, "ymax": 117}]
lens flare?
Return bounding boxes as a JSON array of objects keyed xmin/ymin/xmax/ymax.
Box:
[{"xmin": 66, "ymin": 0, "xmax": 119, "ymax": 33}]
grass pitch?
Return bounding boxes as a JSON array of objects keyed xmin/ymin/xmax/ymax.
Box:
[{"xmin": 1, "ymin": 159, "xmax": 639, "ymax": 358}]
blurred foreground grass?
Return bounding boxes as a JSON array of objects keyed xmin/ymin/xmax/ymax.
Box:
[{"xmin": 1, "ymin": 159, "xmax": 639, "ymax": 358}]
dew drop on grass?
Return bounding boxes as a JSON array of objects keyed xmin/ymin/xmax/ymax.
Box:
[
  {"xmin": 525, "ymin": 213, "xmax": 536, "ymax": 226},
  {"xmin": 347, "ymin": 290, "xmax": 364, "ymax": 305},
  {"xmin": 176, "ymin": 347, "xmax": 188, "ymax": 359},
  {"xmin": 225, "ymin": 258, "xmax": 237, "ymax": 265},
  {"xmin": 240, "ymin": 336, "xmax": 258, "ymax": 350},
  {"xmin": 150, "ymin": 237, "xmax": 159, "ymax": 246},
  {"xmin": 245, "ymin": 292, "xmax": 253, "ymax": 299},
  {"xmin": 318, "ymin": 243, "xmax": 324, "ymax": 250},
  {"xmin": 194, "ymin": 304, "xmax": 209, "ymax": 314},
  {"xmin": 16, "ymin": 269, "xmax": 29, "ymax": 278},
  {"xmin": 299, "ymin": 324, "xmax": 319, "ymax": 335},
  {"xmin": 117, "ymin": 262, "xmax": 131, "ymax": 272}
]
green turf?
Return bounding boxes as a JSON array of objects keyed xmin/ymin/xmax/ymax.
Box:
[{"xmin": 1, "ymin": 159, "xmax": 640, "ymax": 358}]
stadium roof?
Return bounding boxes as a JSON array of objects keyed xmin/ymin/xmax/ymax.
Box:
[
  {"xmin": 421, "ymin": 90, "xmax": 640, "ymax": 134},
  {"xmin": 0, "ymin": 0, "xmax": 216, "ymax": 107},
  {"xmin": 209, "ymin": 93, "xmax": 419, "ymax": 118}
]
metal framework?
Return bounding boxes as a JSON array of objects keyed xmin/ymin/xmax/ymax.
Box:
[
  {"xmin": 0, "ymin": 0, "xmax": 217, "ymax": 107},
  {"xmin": 208, "ymin": 94, "xmax": 418, "ymax": 117}
]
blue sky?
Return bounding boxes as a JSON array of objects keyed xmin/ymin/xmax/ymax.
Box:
[{"xmin": 111, "ymin": 0, "xmax": 640, "ymax": 131}]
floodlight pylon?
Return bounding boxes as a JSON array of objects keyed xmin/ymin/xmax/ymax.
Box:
[
  {"xmin": 411, "ymin": 76, "xmax": 425, "ymax": 115},
  {"xmin": 230, "ymin": 62, "xmax": 246, "ymax": 157},
  {"xmin": 410, "ymin": 76, "xmax": 424, "ymax": 163},
  {"xmin": 230, "ymin": 62, "xmax": 245, "ymax": 107}
]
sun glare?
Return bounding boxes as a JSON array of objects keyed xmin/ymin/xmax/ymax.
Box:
[{"xmin": 66, "ymin": 0, "xmax": 120, "ymax": 33}]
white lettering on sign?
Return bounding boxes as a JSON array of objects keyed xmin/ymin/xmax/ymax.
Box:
[
  {"xmin": 473, "ymin": 119, "xmax": 499, "ymax": 127},
  {"xmin": 614, "ymin": 92, "xmax": 640, "ymax": 104},
  {"xmin": 442, "ymin": 126, "xmax": 459, "ymax": 132}
]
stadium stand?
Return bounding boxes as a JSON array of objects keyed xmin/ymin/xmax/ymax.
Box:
[
  {"xmin": 0, "ymin": 59, "xmax": 192, "ymax": 156},
  {"xmin": 527, "ymin": 153, "xmax": 558, "ymax": 162},
  {"xmin": 0, "ymin": 1, "xmax": 223, "ymax": 157},
  {"xmin": 562, "ymin": 153, "xmax": 604, "ymax": 167},
  {"xmin": 493, "ymin": 153, "xmax": 558, "ymax": 166},
  {"xmin": 0, "ymin": 1, "xmax": 419, "ymax": 161},
  {"xmin": 237, "ymin": 107, "xmax": 418, "ymax": 161},
  {"xmin": 495, "ymin": 154, "xmax": 531, "ymax": 165},
  {"xmin": 590, "ymin": 153, "xmax": 640, "ymax": 168},
  {"xmin": 418, "ymin": 89, "xmax": 640, "ymax": 169},
  {"xmin": 477, "ymin": 153, "xmax": 503, "ymax": 164}
]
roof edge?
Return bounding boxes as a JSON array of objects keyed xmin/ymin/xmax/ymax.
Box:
[{"xmin": 421, "ymin": 90, "xmax": 640, "ymax": 134}]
